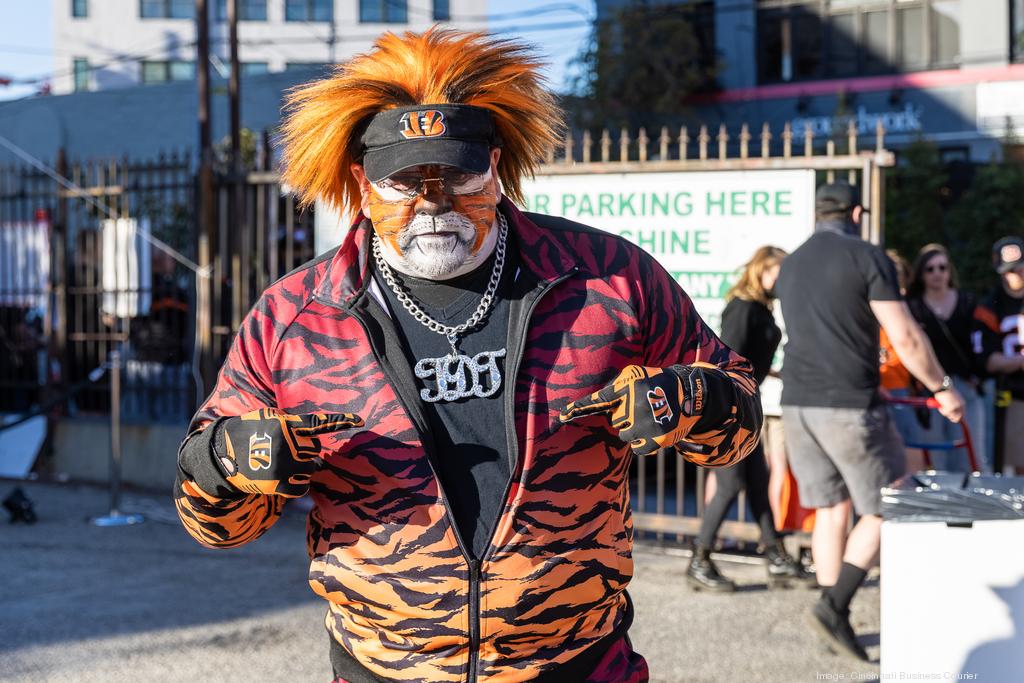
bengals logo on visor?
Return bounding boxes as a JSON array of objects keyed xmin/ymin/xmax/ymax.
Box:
[
  {"xmin": 647, "ymin": 386, "xmax": 673, "ymax": 425},
  {"xmin": 400, "ymin": 110, "xmax": 447, "ymax": 139},
  {"xmin": 248, "ymin": 432, "xmax": 272, "ymax": 471}
]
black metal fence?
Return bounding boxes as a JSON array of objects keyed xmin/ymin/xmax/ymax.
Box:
[{"xmin": 0, "ymin": 149, "xmax": 315, "ymax": 424}]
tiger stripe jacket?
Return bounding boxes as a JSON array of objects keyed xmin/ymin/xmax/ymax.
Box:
[{"xmin": 175, "ymin": 199, "xmax": 762, "ymax": 683}]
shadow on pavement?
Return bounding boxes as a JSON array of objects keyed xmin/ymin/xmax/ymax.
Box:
[{"xmin": 0, "ymin": 481, "xmax": 321, "ymax": 656}]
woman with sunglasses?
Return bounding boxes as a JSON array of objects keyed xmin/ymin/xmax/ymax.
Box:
[{"xmin": 906, "ymin": 244, "xmax": 991, "ymax": 472}]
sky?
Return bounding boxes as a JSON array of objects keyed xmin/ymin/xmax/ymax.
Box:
[
  {"xmin": 0, "ymin": 2, "xmax": 54, "ymax": 100},
  {"xmin": 0, "ymin": 1, "xmax": 591, "ymax": 101}
]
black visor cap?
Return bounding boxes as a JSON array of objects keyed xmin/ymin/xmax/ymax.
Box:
[{"xmin": 360, "ymin": 104, "xmax": 497, "ymax": 182}]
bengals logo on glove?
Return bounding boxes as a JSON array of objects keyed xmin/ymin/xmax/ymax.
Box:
[
  {"xmin": 560, "ymin": 364, "xmax": 711, "ymax": 456},
  {"xmin": 216, "ymin": 408, "xmax": 363, "ymax": 497}
]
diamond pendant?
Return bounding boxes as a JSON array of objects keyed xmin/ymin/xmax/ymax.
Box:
[{"xmin": 414, "ymin": 349, "xmax": 507, "ymax": 403}]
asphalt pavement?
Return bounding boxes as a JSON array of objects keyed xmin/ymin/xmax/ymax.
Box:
[{"xmin": 1, "ymin": 481, "xmax": 880, "ymax": 683}]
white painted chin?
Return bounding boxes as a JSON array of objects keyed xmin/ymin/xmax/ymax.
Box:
[{"xmin": 377, "ymin": 212, "xmax": 498, "ymax": 280}]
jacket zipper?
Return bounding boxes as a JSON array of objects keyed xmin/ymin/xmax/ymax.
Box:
[
  {"xmin": 314, "ymin": 294, "xmax": 482, "ymax": 671},
  {"xmin": 470, "ymin": 267, "xmax": 579, "ymax": 683},
  {"xmin": 315, "ymin": 265, "xmax": 578, "ymax": 683}
]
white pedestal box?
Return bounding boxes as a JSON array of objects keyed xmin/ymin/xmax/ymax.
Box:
[{"xmin": 881, "ymin": 519, "xmax": 1024, "ymax": 681}]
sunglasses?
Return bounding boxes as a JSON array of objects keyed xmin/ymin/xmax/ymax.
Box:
[
  {"xmin": 925, "ymin": 263, "xmax": 949, "ymax": 273},
  {"xmin": 372, "ymin": 168, "xmax": 491, "ymax": 202}
]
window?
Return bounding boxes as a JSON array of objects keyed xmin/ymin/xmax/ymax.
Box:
[
  {"xmin": 826, "ymin": 12, "xmax": 857, "ymax": 77},
  {"xmin": 433, "ymin": 0, "xmax": 449, "ymax": 21},
  {"xmin": 862, "ymin": 10, "xmax": 890, "ymax": 74},
  {"xmin": 73, "ymin": 58, "xmax": 89, "ymax": 91},
  {"xmin": 140, "ymin": 0, "xmax": 193, "ymax": 19},
  {"xmin": 360, "ymin": 0, "xmax": 407, "ymax": 23},
  {"xmin": 931, "ymin": 1, "xmax": 960, "ymax": 67},
  {"xmin": 897, "ymin": 6, "xmax": 926, "ymax": 69},
  {"xmin": 72, "ymin": 0, "xmax": 88, "ymax": 18},
  {"xmin": 756, "ymin": 1, "xmax": 961, "ymax": 84},
  {"xmin": 1015, "ymin": 0, "xmax": 1024, "ymax": 62},
  {"xmin": 286, "ymin": 0, "xmax": 333, "ymax": 21},
  {"xmin": 216, "ymin": 0, "xmax": 267, "ymax": 21},
  {"xmin": 285, "ymin": 61, "xmax": 328, "ymax": 71},
  {"xmin": 241, "ymin": 62, "xmax": 269, "ymax": 76},
  {"xmin": 140, "ymin": 60, "xmax": 195, "ymax": 83}
]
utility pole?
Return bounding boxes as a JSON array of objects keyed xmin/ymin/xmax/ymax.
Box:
[
  {"xmin": 328, "ymin": 20, "xmax": 336, "ymax": 64},
  {"xmin": 227, "ymin": 0, "xmax": 244, "ymax": 333},
  {"xmin": 196, "ymin": 0, "xmax": 216, "ymax": 392},
  {"xmin": 228, "ymin": 0, "xmax": 240, "ymax": 169}
]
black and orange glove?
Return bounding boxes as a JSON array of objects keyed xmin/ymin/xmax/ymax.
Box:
[
  {"xmin": 215, "ymin": 408, "xmax": 363, "ymax": 497},
  {"xmin": 560, "ymin": 364, "xmax": 711, "ymax": 457}
]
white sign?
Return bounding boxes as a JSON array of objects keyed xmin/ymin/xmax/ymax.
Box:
[
  {"xmin": 315, "ymin": 199, "xmax": 348, "ymax": 257},
  {"xmin": 101, "ymin": 217, "xmax": 151, "ymax": 318},
  {"xmin": 0, "ymin": 219, "xmax": 50, "ymax": 308},
  {"xmin": 976, "ymin": 80, "xmax": 1024, "ymax": 132},
  {"xmin": 519, "ymin": 169, "xmax": 816, "ymax": 414}
]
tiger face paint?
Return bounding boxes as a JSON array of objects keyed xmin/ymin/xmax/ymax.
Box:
[{"xmin": 352, "ymin": 149, "xmax": 501, "ymax": 280}]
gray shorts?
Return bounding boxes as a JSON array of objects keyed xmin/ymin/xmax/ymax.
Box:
[{"xmin": 782, "ymin": 404, "xmax": 906, "ymax": 516}]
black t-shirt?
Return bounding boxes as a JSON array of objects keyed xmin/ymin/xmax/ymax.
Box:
[
  {"xmin": 907, "ymin": 292, "xmax": 982, "ymax": 381},
  {"xmin": 775, "ymin": 227, "xmax": 901, "ymax": 408},
  {"xmin": 719, "ymin": 297, "xmax": 781, "ymax": 385},
  {"xmin": 985, "ymin": 285, "xmax": 1024, "ymax": 398},
  {"xmin": 373, "ymin": 246, "xmax": 516, "ymax": 560}
]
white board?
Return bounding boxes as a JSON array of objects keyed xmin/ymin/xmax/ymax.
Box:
[
  {"xmin": 101, "ymin": 217, "xmax": 152, "ymax": 318},
  {"xmin": 0, "ymin": 219, "xmax": 50, "ymax": 308},
  {"xmin": 882, "ymin": 520, "xmax": 1024, "ymax": 680},
  {"xmin": 0, "ymin": 415, "xmax": 46, "ymax": 479}
]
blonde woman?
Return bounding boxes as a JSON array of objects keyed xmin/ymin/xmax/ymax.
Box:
[{"xmin": 688, "ymin": 246, "xmax": 812, "ymax": 590}]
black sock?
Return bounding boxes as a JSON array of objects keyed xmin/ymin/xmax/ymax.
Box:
[{"xmin": 823, "ymin": 562, "xmax": 867, "ymax": 612}]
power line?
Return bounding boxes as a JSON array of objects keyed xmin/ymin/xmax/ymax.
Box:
[{"xmin": 380, "ymin": 1, "xmax": 593, "ymax": 23}]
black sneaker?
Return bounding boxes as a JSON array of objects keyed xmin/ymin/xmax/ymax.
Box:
[
  {"xmin": 808, "ymin": 596, "xmax": 869, "ymax": 661},
  {"xmin": 686, "ymin": 545, "xmax": 736, "ymax": 592},
  {"xmin": 765, "ymin": 541, "xmax": 815, "ymax": 589}
]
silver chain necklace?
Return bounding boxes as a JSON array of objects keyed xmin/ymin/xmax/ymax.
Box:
[{"xmin": 372, "ymin": 213, "xmax": 508, "ymax": 403}]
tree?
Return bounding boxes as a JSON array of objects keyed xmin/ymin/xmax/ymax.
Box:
[
  {"xmin": 567, "ymin": 1, "xmax": 719, "ymax": 132},
  {"xmin": 884, "ymin": 135, "xmax": 1024, "ymax": 295},
  {"xmin": 945, "ymin": 158, "xmax": 1024, "ymax": 293},
  {"xmin": 884, "ymin": 139, "xmax": 949, "ymax": 264}
]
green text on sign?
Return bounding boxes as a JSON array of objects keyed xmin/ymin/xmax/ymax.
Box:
[
  {"xmin": 522, "ymin": 190, "xmax": 793, "ymax": 218},
  {"xmin": 670, "ymin": 271, "xmax": 737, "ymax": 299}
]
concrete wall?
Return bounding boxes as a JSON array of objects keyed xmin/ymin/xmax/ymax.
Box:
[
  {"xmin": 52, "ymin": 0, "xmax": 488, "ymax": 95},
  {"xmin": 50, "ymin": 417, "xmax": 186, "ymax": 491}
]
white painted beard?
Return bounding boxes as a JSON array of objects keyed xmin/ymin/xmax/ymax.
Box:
[{"xmin": 377, "ymin": 212, "xmax": 498, "ymax": 280}]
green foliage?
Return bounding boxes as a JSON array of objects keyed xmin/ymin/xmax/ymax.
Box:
[
  {"xmin": 215, "ymin": 127, "xmax": 259, "ymax": 170},
  {"xmin": 945, "ymin": 160, "xmax": 1024, "ymax": 293},
  {"xmin": 567, "ymin": 1, "xmax": 718, "ymax": 131},
  {"xmin": 885, "ymin": 139, "xmax": 949, "ymax": 262},
  {"xmin": 885, "ymin": 138, "xmax": 1024, "ymax": 295}
]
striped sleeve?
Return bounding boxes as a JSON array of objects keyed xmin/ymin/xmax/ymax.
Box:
[
  {"xmin": 639, "ymin": 255, "xmax": 762, "ymax": 468},
  {"xmin": 174, "ymin": 297, "xmax": 286, "ymax": 549}
]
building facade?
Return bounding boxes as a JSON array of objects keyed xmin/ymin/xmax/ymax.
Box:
[
  {"xmin": 53, "ymin": 0, "xmax": 486, "ymax": 94},
  {"xmin": 596, "ymin": 0, "xmax": 1024, "ymax": 161}
]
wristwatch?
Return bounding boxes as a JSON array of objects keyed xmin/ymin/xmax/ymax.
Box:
[{"xmin": 933, "ymin": 375, "xmax": 954, "ymax": 393}]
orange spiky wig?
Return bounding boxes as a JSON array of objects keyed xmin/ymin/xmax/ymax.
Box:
[{"xmin": 280, "ymin": 28, "xmax": 564, "ymax": 217}]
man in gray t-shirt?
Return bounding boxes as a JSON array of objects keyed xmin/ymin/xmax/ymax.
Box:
[{"xmin": 775, "ymin": 182, "xmax": 964, "ymax": 661}]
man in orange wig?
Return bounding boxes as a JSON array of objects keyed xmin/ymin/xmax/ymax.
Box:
[{"xmin": 174, "ymin": 29, "xmax": 762, "ymax": 682}]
